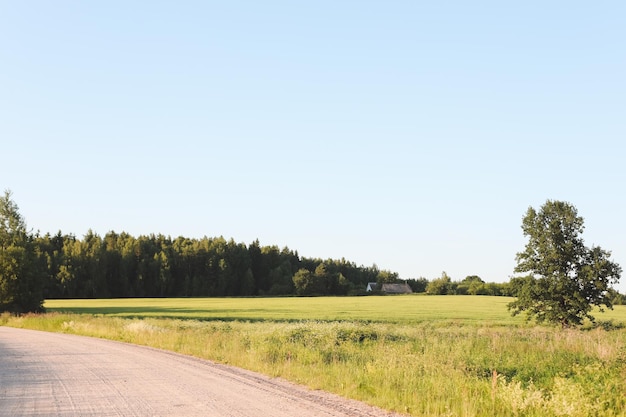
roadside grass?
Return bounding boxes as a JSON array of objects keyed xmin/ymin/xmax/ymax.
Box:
[{"xmin": 3, "ymin": 296, "xmax": 626, "ymax": 417}]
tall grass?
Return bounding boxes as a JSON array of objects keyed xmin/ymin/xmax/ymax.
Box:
[{"xmin": 4, "ymin": 300, "xmax": 626, "ymax": 417}]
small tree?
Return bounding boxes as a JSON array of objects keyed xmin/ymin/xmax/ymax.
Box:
[
  {"xmin": 509, "ymin": 200, "xmax": 621, "ymax": 327},
  {"xmin": 292, "ymin": 268, "xmax": 326, "ymax": 295},
  {"xmin": 376, "ymin": 270, "xmax": 399, "ymax": 286},
  {"xmin": 426, "ymin": 272, "xmax": 452, "ymax": 295},
  {"xmin": 0, "ymin": 191, "xmax": 44, "ymax": 313},
  {"xmin": 458, "ymin": 275, "xmax": 485, "ymax": 295}
]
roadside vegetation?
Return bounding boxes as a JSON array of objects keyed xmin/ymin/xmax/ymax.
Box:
[{"xmin": 3, "ymin": 296, "xmax": 626, "ymax": 417}]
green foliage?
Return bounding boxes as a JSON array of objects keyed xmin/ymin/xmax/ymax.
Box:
[
  {"xmin": 607, "ymin": 288, "xmax": 626, "ymax": 305},
  {"xmin": 31, "ymin": 230, "xmax": 386, "ymax": 298},
  {"xmin": 375, "ymin": 269, "xmax": 398, "ymax": 285},
  {"xmin": 292, "ymin": 268, "xmax": 317, "ymax": 295},
  {"xmin": 0, "ymin": 191, "xmax": 44, "ymax": 313},
  {"xmin": 454, "ymin": 275, "xmax": 482, "ymax": 295},
  {"xmin": 405, "ymin": 277, "xmax": 428, "ymax": 293},
  {"xmin": 509, "ymin": 200, "xmax": 622, "ymax": 327},
  {"xmin": 426, "ymin": 271, "xmax": 452, "ymax": 294},
  {"xmin": 417, "ymin": 274, "xmax": 511, "ymax": 297}
]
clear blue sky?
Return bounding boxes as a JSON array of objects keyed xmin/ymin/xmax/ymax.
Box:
[{"xmin": 2, "ymin": 1, "xmax": 625, "ymax": 292}]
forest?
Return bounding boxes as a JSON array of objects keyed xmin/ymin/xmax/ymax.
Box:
[
  {"xmin": 33, "ymin": 231, "xmax": 399, "ymax": 299},
  {"xmin": 32, "ymin": 230, "xmax": 530, "ymax": 299}
]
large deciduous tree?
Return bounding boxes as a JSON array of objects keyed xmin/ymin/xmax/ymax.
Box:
[
  {"xmin": 0, "ymin": 190, "xmax": 44, "ymax": 313},
  {"xmin": 509, "ymin": 200, "xmax": 621, "ymax": 327}
]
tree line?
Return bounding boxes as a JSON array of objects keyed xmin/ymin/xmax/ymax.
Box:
[
  {"xmin": 1, "ymin": 190, "xmax": 403, "ymax": 311},
  {"xmin": 35, "ymin": 230, "xmax": 395, "ymax": 299},
  {"xmin": 35, "ymin": 229, "xmax": 624, "ymax": 301},
  {"xmin": 421, "ymin": 273, "xmax": 511, "ymax": 296}
]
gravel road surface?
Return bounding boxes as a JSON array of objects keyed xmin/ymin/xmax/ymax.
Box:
[{"xmin": 0, "ymin": 327, "xmax": 404, "ymax": 417}]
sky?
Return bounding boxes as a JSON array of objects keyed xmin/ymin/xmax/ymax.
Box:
[{"xmin": 1, "ymin": 1, "xmax": 625, "ymax": 292}]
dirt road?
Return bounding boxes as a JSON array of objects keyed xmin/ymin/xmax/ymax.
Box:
[{"xmin": 0, "ymin": 327, "xmax": 404, "ymax": 417}]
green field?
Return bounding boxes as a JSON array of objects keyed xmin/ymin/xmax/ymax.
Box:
[
  {"xmin": 42, "ymin": 295, "xmax": 626, "ymax": 325},
  {"xmin": 4, "ymin": 295, "xmax": 626, "ymax": 416},
  {"xmin": 43, "ymin": 295, "xmax": 526, "ymax": 324}
]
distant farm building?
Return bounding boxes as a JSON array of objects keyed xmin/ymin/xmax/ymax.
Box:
[{"xmin": 366, "ymin": 282, "xmax": 413, "ymax": 294}]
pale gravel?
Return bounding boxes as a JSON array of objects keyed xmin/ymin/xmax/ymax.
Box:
[{"xmin": 0, "ymin": 327, "xmax": 406, "ymax": 417}]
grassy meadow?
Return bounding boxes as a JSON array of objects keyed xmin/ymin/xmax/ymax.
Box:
[
  {"xmin": 43, "ymin": 295, "xmax": 524, "ymax": 324},
  {"xmin": 3, "ymin": 295, "xmax": 626, "ymax": 417}
]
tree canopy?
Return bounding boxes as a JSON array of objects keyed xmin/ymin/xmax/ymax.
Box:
[
  {"xmin": 508, "ymin": 200, "xmax": 622, "ymax": 327},
  {"xmin": 31, "ymin": 232, "xmax": 389, "ymax": 299},
  {"xmin": 0, "ymin": 190, "xmax": 44, "ymax": 312}
]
